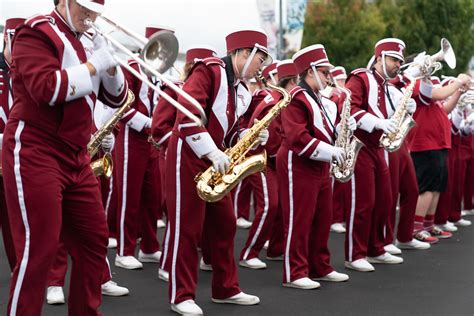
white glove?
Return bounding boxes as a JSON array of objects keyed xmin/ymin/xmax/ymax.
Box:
[
  {"xmin": 144, "ymin": 118, "xmax": 152, "ymax": 130},
  {"xmin": 309, "ymin": 141, "xmax": 345, "ymax": 164},
  {"xmin": 335, "ymin": 116, "xmax": 357, "ymax": 134},
  {"xmin": 403, "ymin": 52, "xmax": 426, "ymax": 78},
  {"xmin": 257, "ymin": 129, "xmax": 269, "ymax": 146},
  {"xmin": 101, "ymin": 133, "xmax": 115, "ymax": 151},
  {"xmin": 88, "ymin": 46, "xmax": 117, "ymax": 74},
  {"xmin": 467, "ymin": 112, "xmax": 474, "ymax": 124},
  {"xmin": 206, "ymin": 149, "xmax": 230, "ymax": 174},
  {"xmin": 460, "ymin": 120, "xmax": 472, "ymax": 134},
  {"xmin": 92, "ymin": 33, "xmax": 108, "ymax": 50},
  {"xmin": 375, "ymin": 118, "xmax": 397, "ymax": 134},
  {"xmin": 405, "ymin": 98, "xmax": 417, "ymax": 114},
  {"xmin": 331, "ymin": 146, "xmax": 345, "ymax": 165}
]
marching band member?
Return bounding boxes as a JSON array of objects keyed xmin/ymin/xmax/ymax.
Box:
[
  {"xmin": 114, "ymin": 26, "xmax": 169, "ymax": 270},
  {"xmin": 345, "ymin": 38, "xmax": 406, "ymax": 271},
  {"xmin": 164, "ymin": 29, "xmax": 270, "ymax": 315},
  {"xmin": 328, "ymin": 66, "xmax": 349, "ymax": 234},
  {"xmin": 3, "ymin": 0, "xmax": 129, "ymax": 314},
  {"xmin": 238, "ymin": 60, "xmax": 297, "ymax": 269},
  {"xmin": 0, "ymin": 17, "xmax": 24, "ymax": 273},
  {"xmin": 151, "ymin": 45, "xmax": 217, "ymax": 283},
  {"xmin": 279, "ymin": 44, "xmax": 350, "ymax": 290}
]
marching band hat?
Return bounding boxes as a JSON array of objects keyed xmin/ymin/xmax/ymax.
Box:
[
  {"xmin": 292, "ymin": 44, "xmax": 333, "ymax": 74},
  {"xmin": 276, "ymin": 59, "xmax": 297, "ymax": 79},
  {"xmin": 185, "ymin": 45, "xmax": 217, "ymax": 64},
  {"xmin": 76, "ymin": 0, "xmax": 105, "ymax": 14},
  {"xmin": 330, "ymin": 66, "xmax": 347, "ymax": 80},
  {"xmin": 261, "ymin": 62, "xmax": 278, "ymax": 79},
  {"xmin": 226, "ymin": 29, "xmax": 272, "ymax": 65},
  {"xmin": 374, "ymin": 38, "xmax": 406, "ymax": 62},
  {"xmin": 145, "ymin": 25, "xmax": 175, "ymax": 39}
]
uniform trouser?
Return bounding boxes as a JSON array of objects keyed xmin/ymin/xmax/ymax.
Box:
[
  {"xmin": 464, "ymin": 156, "xmax": 474, "ymax": 210},
  {"xmin": 435, "ymin": 147, "xmax": 456, "ymax": 225},
  {"xmin": 277, "ymin": 148, "xmax": 333, "ymax": 283},
  {"xmin": 157, "ymin": 147, "xmax": 167, "ymax": 220},
  {"xmin": 239, "ymin": 167, "xmax": 278, "ymax": 261},
  {"xmin": 449, "ymin": 151, "xmax": 469, "ymax": 222},
  {"xmin": 267, "ymin": 200, "xmax": 285, "ymax": 258},
  {"xmin": 233, "ymin": 177, "xmax": 252, "ymax": 220},
  {"xmin": 332, "ymin": 180, "xmax": 350, "ymax": 224},
  {"xmin": 165, "ymin": 135, "xmax": 240, "ymax": 304},
  {"xmin": 345, "ymin": 146, "xmax": 392, "ymax": 262},
  {"xmin": 115, "ymin": 125, "xmax": 160, "ymax": 256},
  {"xmin": 386, "ymin": 144, "xmax": 419, "ymax": 244},
  {"xmin": 0, "ymin": 177, "xmax": 16, "ymax": 271},
  {"xmin": 3, "ymin": 120, "xmax": 108, "ymax": 316},
  {"xmin": 105, "ymin": 173, "xmax": 118, "ymax": 238},
  {"xmin": 47, "ymin": 240, "xmax": 112, "ymax": 286}
]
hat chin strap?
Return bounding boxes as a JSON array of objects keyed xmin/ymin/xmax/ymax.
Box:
[
  {"xmin": 269, "ymin": 72, "xmax": 277, "ymax": 85},
  {"xmin": 311, "ymin": 64, "xmax": 326, "ymax": 92},
  {"xmin": 65, "ymin": 0, "xmax": 78, "ymax": 33},
  {"xmin": 240, "ymin": 46, "xmax": 257, "ymax": 80},
  {"xmin": 381, "ymin": 52, "xmax": 397, "ymax": 79}
]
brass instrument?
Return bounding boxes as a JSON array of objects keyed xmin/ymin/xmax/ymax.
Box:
[
  {"xmin": 88, "ymin": 90, "xmax": 135, "ymax": 177},
  {"xmin": 379, "ymin": 79, "xmax": 416, "ymax": 152},
  {"xmin": 330, "ymin": 88, "xmax": 364, "ymax": 182},
  {"xmin": 195, "ymin": 73, "xmax": 292, "ymax": 202}
]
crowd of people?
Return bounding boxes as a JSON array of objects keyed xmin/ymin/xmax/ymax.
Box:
[{"xmin": 0, "ymin": 0, "xmax": 473, "ymax": 315}]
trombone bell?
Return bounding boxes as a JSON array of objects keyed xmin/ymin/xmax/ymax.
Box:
[
  {"xmin": 432, "ymin": 38, "xmax": 456, "ymax": 69},
  {"xmin": 141, "ymin": 31, "xmax": 179, "ymax": 75}
]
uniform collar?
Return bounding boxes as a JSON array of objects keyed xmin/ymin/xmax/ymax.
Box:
[
  {"xmin": 51, "ymin": 10, "xmax": 81, "ymax": 39},
  {"xmin": 222, "ymin": 55, "xmax": 241, "ymax": 87},
  {"xmin": 373, "ymin": 68, "xmax": 388, "ymax": 85}
]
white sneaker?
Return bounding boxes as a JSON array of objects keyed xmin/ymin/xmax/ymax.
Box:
[
  {"xmin": 453, "ymin": 218, "xmax": 472, "ymax": 226},
  {"xmin": 438, "ymin": 222, "xmax": 458, "ymax": 232},
  {"xmin": 330, "ymin": 223, "xmax": 346, "ymax": 233},
  {"xmin": 115, "ymin": 255, "xmax": 143, "ymax": 270},
  {"xmin": 263, "ymin": 240, "xmax": 269, "ymax": 249},
  {"xmin": 239, "ymin": 258, "xmax": 267, "ymax": 269},
  {"xmin": 212, "ymin": 292, "xmax": 260, "ymax": 305},
  {"xmin": 236, "ymin": 217, "xmax": 252, "ymax": 229},
  {"xmin": 283, "ymin": 277, "xmax": 320, "ymax": 290},
  {"xmin": 313, "ymin": 271, "xmax": 349, "ymax": 282},
  {"xmin": 396, "ymin": 239, "xmax": 430, "ymax": 250},
  {"xmin": 367, "ymin": 252, "xmax": 403, "ymax": 264},
  {"xmin": 107, "ymin": 238, "xmax": 117, "ymax": 249},
  {"xmin": 46, "ymin": 286, "xmax": 65, "ymax": 305},
  {"xmin": 344, "ymin": 259, "xmax": 375, "ymax": 272},
  {"xmin": 384, "ymin": 244, "xmax": 402, "ymax": 255},
  {"xmin": 171, "ymin": 299, "xmax": 203, "ymax": 315},
  {"xmin": 199, "ymin": 257, "xmax": 212, "ymax": 271},
  {"xmin": 138, "ymin": 250, "xmax": 162, "ymax": 263},
  {"xmin": 157, "ymin": 219, "xmax": 166, "ymax": 228},
  {"xmin": 461, "ymin": 209, "xmax": 474, "ymax": 216},
  {"xmin": 266, "ymin": 254, "xmax": 284, "ymax": 261},
  {"xmin": 101, "ymin": 280, "xmax": 129, "ymax": 296},
  {"xmin": 158, "ymin": 268, "xmax": 169, "ymax": 282}
]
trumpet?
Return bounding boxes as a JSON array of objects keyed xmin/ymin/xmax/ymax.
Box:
[{"xmin": 84, "ymin": 16, "xmax": 207, "ymax": 126}]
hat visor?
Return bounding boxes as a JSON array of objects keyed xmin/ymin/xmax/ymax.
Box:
[
  {"xmin": 77, "ymin": 1, "xmax": 104, "ymax": 14},
  {"xmin": 315, "ymin": 62, "xmax": 334, "ymax": 69},
  {"xmin": 255, "ymin": 44, "xmax": 273, "ymax": 66},
  {"xmin": 385, "ymin": 52, "xmax": 404, "ymax": 62}
]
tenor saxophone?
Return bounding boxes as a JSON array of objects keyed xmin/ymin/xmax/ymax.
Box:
[
  {"xmin": 330, "ymin": 88, "xmax": 364, "ymax": 182},
  {"xmin": 195, "ymin": 75, "xmax": 291, "ymax": 202},
  {"xmin": 379, "ymin": 80, "xmax": 416, "ymax": 152},
  {"xmin": 88, "ymin": 90, "xmax": 135, "ymax": 177}
]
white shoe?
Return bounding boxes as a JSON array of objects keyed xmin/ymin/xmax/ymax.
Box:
[
  {"xmin": 138, "ymin": 250, "xmax": 162, "ymax": 263},
  {"xmin": 212, "ymin": 292, "xmax": 260, "ymax": 305},
  {"xmin": 46, "ymin": 286, "xmax": 65, "ymax": 305},
  {"xmin": 367, "ymin": 252, "xmax": 403, "ymax": 264},
  {"xmin": 283, "ymin": 277, "xmax": 320, "ymax": 290},
  {"xmin": 158, "ymin": 268, "xmax": 169, "ymax": 282},
  {"xmin": 344, "ymin": 259, "xmax": 375, "ymax": 272},
  {"xmin": 461, "ymin": 209, "xmax": 474, "ymax": 216},
  {"xmin": 101, "ymin": 280, "xmax": 129, "ymax": 296},
  {"xmin": 453, "ymin": 218, "xmax": 472, "ymax": 226},
  {"xmin": 313, "ymin": 271, "xmax": 349, "ymax": 282},
  {"xmin": 266, "ymin": 254, "xmax": 284, "ymax": 261},
  {"xmin": 384, "ymin": 244, "xmax": 402, "ymax": 255},
  {"xmin": 330, "ymin": 223, "xmax": 346, "ymax": 233},
  {"xmin": 263, "ymin": 240, "xmax": 269, "ymax": 249},
  {"xmin": 236, "ymin": 217, "xmax": 252, "ymax": 229},
  {"xmin": 199, "ymin": 257, "xmax": 212, "ymax": 271},
  {"xmin": 396, "ymin": 238, "xmax": 430, "ymax": 250},
  {"xmin": 438, "ymin": 222, "xmax": 458, "ymax": 232},
  {"xmin": 115, "ymin": 255, "xmax": 143, "ymax": 270},
  {"xmin": 171, "ymin": 299, "xmax": 203, "ymax": 315},
  {"xmin": 239, "ymin": 258, "xmax": 267, "ymax": 269},
  {"xmin": 157, "ymin": 219, "xmax": 166, "ymax": 228},
  {"xmin": 107, "ymin": 238, "xmax": 117, "ymax": 249}
]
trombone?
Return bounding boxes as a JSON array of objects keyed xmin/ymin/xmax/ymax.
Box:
[{"xmin": 85, "ymin": 16, "xmax": 207, "ymax": 126}]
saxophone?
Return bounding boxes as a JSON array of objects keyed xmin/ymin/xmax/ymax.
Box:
[
  {"xmin": 195, "ymin": 75, "xmax": 291, "ymax": 202},
  {"xmin": 88, "ymin": 90, "xmax": 135, "ymax": 177},
  {"xmin": 379, "ymin": 80, "xmax": 416, "ymax": 152},
  {"xmin": 330, "ymin": 88, "xmax": 364, "ymax": 182}
]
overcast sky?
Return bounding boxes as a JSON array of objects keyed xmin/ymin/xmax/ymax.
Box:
[{"xmin": 1, "ymin": 0, "xmax": 263, "ymax": 56}]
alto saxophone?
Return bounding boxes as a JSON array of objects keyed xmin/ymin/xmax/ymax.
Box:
[
  {"xmin": 88, "ymin": 90, "xmax": 135, "ymax": 177},
  {"xmin": 379, "ymin": 80, "xmax": 416, "ymax": 152},
  {"xmin": 195, "ymin": 74, "xmax": 292, "ymax": 202},
  {"xmin": 330, "ymin": 88, "xmax": 364, "ymax": 182}
]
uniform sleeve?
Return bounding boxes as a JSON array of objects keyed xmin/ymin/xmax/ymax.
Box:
[
  {"xmin": 97, "ymin": 66, "xmax": 128, "ymax": 108},
  {"xmin": 281, "ymin": 98, "xmax": 320, "ymax": 158},
  {"xmin": 12, "ymin": 27, "xmax": 93, "ymax": 106},
  {"xmin": 346, "ymin": 75, "xmax": 379, "ymax": 132},
  {"xmin": 151, "ymin": 85, "xmax": 177, "ymax": 148},
  {"xmin": 412, "ymin": 79, "xmax": 432, "ymax": 106}
]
